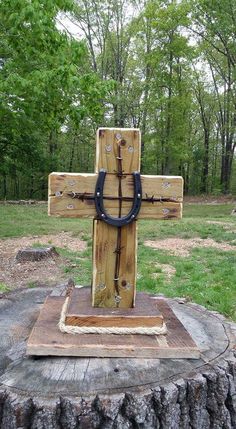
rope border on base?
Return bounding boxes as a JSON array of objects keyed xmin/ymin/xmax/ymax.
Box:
[{"xmin": 58, "ymin": 296, "xmax": 168, "ymax": 336}]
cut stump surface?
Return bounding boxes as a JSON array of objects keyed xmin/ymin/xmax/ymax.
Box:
[
  {"xmin": 0, "ymin": 285, "xmax": 235, "ymax": 429},
  {"xmin": 15, "ymin": 246, "xmax": 59, "ymax": 262}
]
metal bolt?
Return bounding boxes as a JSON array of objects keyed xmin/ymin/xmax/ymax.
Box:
[
  {"xmin": 128, "ymin": 145, "xmax": 134, "ymax": 153},
  {"xmin": 101, "ymin": 213, "xmax": 105, "ymax": 218},
  {"xmin": 137, "ymin": 193, "xmax": 141, "ymax": 198},
  {"xmin": 97, "ymin": 192, "xmax": 100, "ymax": 196},
  {"xmin": 55, "ymin": 191, "xmax": 61, "ymax": 197},
  {"xmin": 131, "ymin": 214, "xmax": 135, "ymax": 218},
  {"xmin": 67, "ymin": 204, "xmax": 74, "ymax": 210},
  {"xmin": 115, "ymin": 133, "xmax": 122, "ymax": 140}
]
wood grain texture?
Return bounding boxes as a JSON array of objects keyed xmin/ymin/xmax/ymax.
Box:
[
  {"xmin": 93, "ymin": 128, "xmax": 141, "ymax": 308},
  {"xmin": 96, "ymin": 128, "xmax": 141, "ymax": 173},
  {"xmin": 48, "ymin": 173, "xmax": 183, "ymax": 218},
  {"xmin": 65, "ymin": 288, "xmax": 164, "ymax": 327},
  {"xmin": 92, "ymin": 220, "xmax": 137, "ymax": 307},
  {"xmin": 49, "ymin": 173, "xmax": 183, "ymax": 200},
  {"xmin": 26, "ymin": 292, "xmax": 199, "ymax": 358}
]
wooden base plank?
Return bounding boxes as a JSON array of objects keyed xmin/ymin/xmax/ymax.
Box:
[
  {"xmin": 26, "ymin": 290, "xmax": 200, "ymax": 358},
  {"xmin": 65, "ymin": 288, "xmax": 164, "ymax": 327}
]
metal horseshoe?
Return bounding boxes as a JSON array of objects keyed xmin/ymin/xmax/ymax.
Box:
[{"xmin": 94, "ymin": 169, "xmax": 142, "ymax": 227}]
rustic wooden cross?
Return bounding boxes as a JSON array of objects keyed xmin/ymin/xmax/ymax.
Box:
[{"xmin": 49, "ymin": 128, "xmax": 183, "ymax": 309}]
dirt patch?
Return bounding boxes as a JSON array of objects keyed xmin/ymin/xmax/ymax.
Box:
[
  {"xmin": 152, "ymin": 263, "xmax": 176, "ymax": 281},
  {"xmin": 0, "ymin": 232, "xmax": 87, "ymax": 289},
  {"xmin": 144, "ymin": 237, "xmax": 236, "ymax": 257}
]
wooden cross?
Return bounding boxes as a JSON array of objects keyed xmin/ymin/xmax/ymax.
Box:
[{"xmin": 49, "ymin": 128, "xmax": 183, "ymax": 309}]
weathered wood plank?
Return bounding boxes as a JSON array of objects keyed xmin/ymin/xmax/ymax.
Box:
[
  {"xmin": 49, "ymin": 173, "xmax": 183, "ymax": 219},
  {"xmin": 49, "ymin": 173, "xmax": 183, "ymax": 200},
  {"xmin": 66, "ymin": 288, "xmax": 164, "ymax": 327},
  {"xmin": 92, "ymin": 220, "xmax": 137, "ymax": 307},
  {"xmin": 95, "ymin": 128, "xmax": 141, "ymax": 173},
  {"xmin": 92, "ymin": 129, "xmax": 141, "ymax": 307},
  {"xmin": 26, "ymin": 292, "xmax": 199, "ymax": 358},
  {"xmin": 49, "ymin": 196, "xmax": 182, "ymax": 219}
]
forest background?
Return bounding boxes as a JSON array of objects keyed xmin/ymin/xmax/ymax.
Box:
[{"xmin": 1, "ymin": 0, "xmax": 236, "ymax": 200}]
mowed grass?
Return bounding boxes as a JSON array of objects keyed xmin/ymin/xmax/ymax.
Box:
[{"xmin": 0, "ymin": 202, "xmax": 236, "ymax": 319}]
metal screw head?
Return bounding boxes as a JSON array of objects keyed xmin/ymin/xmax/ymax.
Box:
[
  {"xmin": 96, "ymin": 283, "xmax": 106, "ymax": 291},
  {"xmin": 115, "ymin": 133, "xmax": 122, "ymax": 140},
  {"xmin": 131, "ymin": 214, "xmax": 135, "ymax": 218},
  {"xmin": 67, "ymin": 204, "xmax": 74, "ymax": 210},
  {"xmin": 105, "ymin": 144, "xmax": 112, "ymax": 152},
  {"xmin": 101, "ymin": 213, "xmax": 105, "ymax": 218},
  {"xmin": 137, "ymin": 193, "xmax": 141, "ymax": 198},
  {"xmin": 55, "ymin": 191, "xmax": 61, "ymax": 197},
  {"xmin": 128, "ymin": 145, "xmax": 134, "ymax": 153},
  {"xmin": 162, "ymin": 208, "xmax": 170, "ymax": 215},
  {"xmin": 97, "ymin": 192, "xmax": 100, "ymax": 196}
]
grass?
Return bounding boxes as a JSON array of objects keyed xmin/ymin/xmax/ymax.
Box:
[
  {"xmin": 137, "ymin": 246, "xmax": 236, "ymax": 319},
  {"xmin": 27, "ymin": 281, "xmax": 39, "ymax": 288},
  {"xmin": 0, "ymin": 202, "xmax": 236, "ymax": 319},
  {"xmin": 0, "ymin": 282, "xmax": 10, "ymax": 293},
  {"xmin": 0, "ymin": 204, "xmax": 91, "ymax": 238}
]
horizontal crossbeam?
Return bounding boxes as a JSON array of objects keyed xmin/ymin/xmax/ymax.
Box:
[{"xmin": 49, "ymin": 173, "xmax": 183, "ymax": 220}]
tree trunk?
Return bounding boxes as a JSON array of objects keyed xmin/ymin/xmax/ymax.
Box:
[
  {"xmin": 201, "ymin": 131, "xmax": 209, "ymax": 193},
  {"xmin": 2, "ymin": 173, "xmax": 7, "ymax": 199},
  {"xmin": 0, "ymin": 286, "xmax": 235, "ymax": 429}
]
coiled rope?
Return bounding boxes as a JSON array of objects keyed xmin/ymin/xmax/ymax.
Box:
[{"xmin": 58, "ymin": 295, "xmax": 167, "ymax": 335}]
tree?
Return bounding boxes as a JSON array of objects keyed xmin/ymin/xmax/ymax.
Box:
[
  {"xmin": 190, "ymin": 0, "xmax": 236, "ymax": 193},
  {"xmin": 0, "ymin": 0, "xmax": 107, "ymax": 198}
]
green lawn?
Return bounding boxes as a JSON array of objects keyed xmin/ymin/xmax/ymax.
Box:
[{"xmin": 0, "ymin": 203, "xmax": 235, "ymax": 319}]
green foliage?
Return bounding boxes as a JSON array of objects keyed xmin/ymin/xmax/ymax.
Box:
[
  {"xmin": 0, "ymin": 0, "xmax": 236, "ymax": 196},
  {"xmin": 0, "ymin": 0, "xmax": 108, "ymax": 198},
  {"xmin": 0, "ymin": 204, "xmax": 91, "ymax": 238},
  {"xmin": 0, "ymin": 282, "xmax": 10, "ymax": 293},
  {"xmin": 138, "ymin": 246, "xmax": 236, "ymax": 319}
]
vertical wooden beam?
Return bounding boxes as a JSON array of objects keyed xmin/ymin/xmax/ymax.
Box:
[{"xmin": 92, "ymin": 128, "xmax": 141, "ymax": 308}]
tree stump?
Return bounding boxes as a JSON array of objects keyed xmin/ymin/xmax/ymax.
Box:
[
  {"xmin": 15, "ymin": 246, "xmax": 59, "ymax": 263},
  {"xmin": 0, "ymin": 286, "xmax": 235, "ymax": 429}
]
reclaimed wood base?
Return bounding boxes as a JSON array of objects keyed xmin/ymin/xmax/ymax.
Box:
[
  {"xmin": 26, "ymin": 288, "xmax": 199, "ymax": 358},
  {"xmin": 65, "ymin": 287, "xmax": 164, "ymax": 328},
  {"xmin": 1, "ymin": 286, "xmax": 236, "ymax": 429}
]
